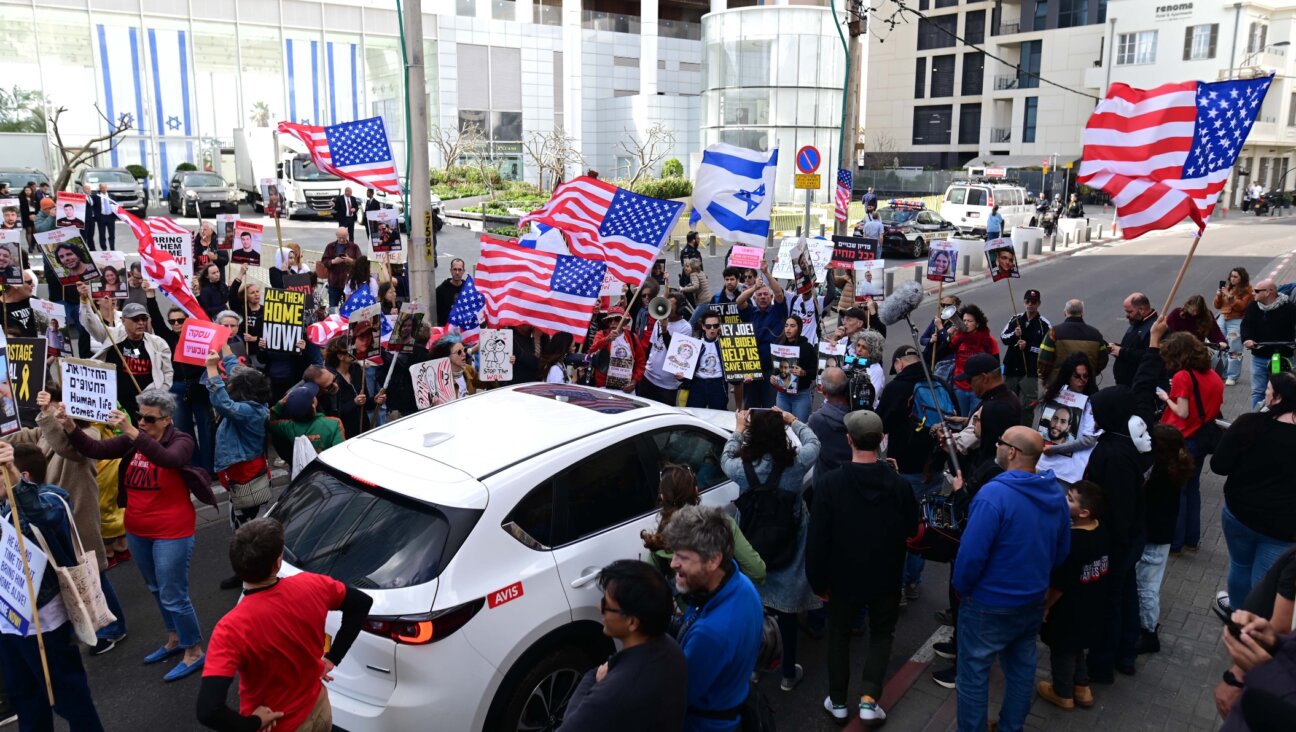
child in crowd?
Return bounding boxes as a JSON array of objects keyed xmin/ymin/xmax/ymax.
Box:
[{"xmin": 1038, "ymin": 479, "xmax": 1112, "ymax": 710}]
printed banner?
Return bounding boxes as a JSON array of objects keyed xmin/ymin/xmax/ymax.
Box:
[
  {"xmin": 0, "ymin": 516, "xmax": 46, "ymax": 634},
  {"xmin": 0, "ymin": 229, "xmax": 22, "ymax": 286},
  {"xmin": 154, "ymin": 232, "xmax": 192, "ymax": 279},
  {"xmin": 0, "ymin": 333, "xmax": 19, "ymax": 436},
  {"xmin": 36, "ymin": 228, "xmax": 100, "ymax": 285},
  {"xmin": 174, "ymin": 319, "xmax": 224, "ymax": 367},
  {"xmin": 7, "ymin": 338, "xmax": 45, "ymax": 428},
  {"xmin": 325, "ymin": 40, "xmax": 361, "ymax": 124},
  {"xmin": 231, "ymin": 221, "xmax": 263, "ymax": 266},
  {"xmin": 281, "ymin": 272, "xmax": 314, "ymax": 301},
  {"xmin": 664, "ymin": 334, "xmax": 702, "ymax": 380},
  {"xmin": 215, "ymin": 214, "xmax": 239, "ymax": 250},
  {"xmin": 854, "ymin": 259, "xmax": 886, "ymax": 302},
  {"xmin": 0, "ymin": 199, "xmax": 19, "ymax": 229},
  {"xmin": 262, "ymin": 288, "xmax": 306, "ymax": 352},
  {"xmin": 926, "ymin": 241, "xmax": 959, "ymax": 283},
  {"xmin": 60, "ymin": 358, "xmax": 116, "ymax": 424},
  {"xmin": 1038, "ymin": 390, "xmax": 1089, "ymax": 447},
  {"xmin": 770, "ymin": 343, "xmax": 800, "ymax": 394},
  {"xmin": 718, "ymin": 321, "xmax": 762, "ymax": 382},
  {"xmin": 478, "ymin": 328, "xmax": 514, "ymax": 382},
  {"xmin": 728, "ymin": 245, "xmax": 764, "ymax": 271},
  {"xmin": 829, "ymin": 235, "xmax": 880, "ymax": 269}
]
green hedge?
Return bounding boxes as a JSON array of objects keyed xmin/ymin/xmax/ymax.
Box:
[
  {"xmin": 661, "ymin": 158, "xmax": 684, "ymax": 178},
  {"xmin": 627, "ymin": 176, "xmax": 691, "ymax": 199},
  {"xmin": 487, "ymin": 225, "xmax": 522, "ymax": 238}
]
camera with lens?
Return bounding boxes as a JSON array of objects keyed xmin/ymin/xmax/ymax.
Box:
[{"xmin": 842, "ymin": 355, "xmax": 876, "ymax": 412}]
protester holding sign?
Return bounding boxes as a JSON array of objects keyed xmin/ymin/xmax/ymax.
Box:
[
  {"xmin": 230, "ymin": 223, "xmax": 262, "ymax": 267},
  {"xmin": 587, "ymin": 310, "xmax": 646, "ymax": 392},
  {"xmin": 145, "ymin": 286, "xmax": 216, "ymax": 475},
  {"xmin": 0, "ymin": 441, "xmax": 107, "ymax": 730},
  {"xmin": 736, "ymin": 263, "xmax": 788, "ymax": 408},
  {"xmin": 639, "ymin": 294, "xmax": 692, "ymax": 406},
  {"xmin": 78, "ymin": 286, "xmax": 174, "ymax": 420},
  {"xmin": 192, "ymin": 223, "xmax": 228, "ymax": 284},
  {"xmin": 771, "ymin": 316, "xmax": 818, "ymax": 421},
  {"xmin": 38, "ymin": 230, "xmax": 99, "ymax": 286},
  {"xmin": 324, "ymin": 339, "xmax": 380, "ymax": 439},
  {"xmin": 684, "ymin": 308, "xmax": 731, "ymax": 409},
  {"xmin": 2, "ymin": 260, "xmax": 37, "ymax": 338}
]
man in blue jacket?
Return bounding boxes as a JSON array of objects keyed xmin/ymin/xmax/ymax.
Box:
[
  {"xmin": 953, "ymin": 426, "xmax": 1070, "ymax": 732},
  {"xmin": 664, "ymin": 505, "xmax": 763, "ymax": 732}
]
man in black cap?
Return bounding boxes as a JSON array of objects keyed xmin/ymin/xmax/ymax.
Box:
[
  {"xmin": 1000, "ymin": 289, "xmax": 1050, "ymax": 425},
  {"xmin": 954, "ymin": 353, "xmax": 1021, "ymax": 470}
]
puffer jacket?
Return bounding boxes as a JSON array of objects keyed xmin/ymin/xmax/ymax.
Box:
[{"xmin": 1038, "ymin": 316, "xmax": 1109, "ymax": 381}]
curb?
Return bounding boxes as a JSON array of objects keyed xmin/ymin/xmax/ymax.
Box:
[{"xmin": 887, "ymin": 235, "xmax": 1120, "ymax": 295}]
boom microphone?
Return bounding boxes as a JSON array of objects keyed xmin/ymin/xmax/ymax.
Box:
[{"xmin": 878, "ymin": 280, "xmax": 926, "ymax": 326}]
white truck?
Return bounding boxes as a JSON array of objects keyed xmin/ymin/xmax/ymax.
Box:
[{"xmin": 233, "ymin": 127, "xmax": 343, "ymax": 219}]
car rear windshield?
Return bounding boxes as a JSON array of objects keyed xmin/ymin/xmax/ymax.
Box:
[
  {"xmin": 182, "ymin": 173, "xmax": 226, "ymax": 187},
  {"xmin": 878, "ymin": 208, "xmax": 918, "ymax": 224},
  {"xmin": 86, "ymin": 171, "xmax": 135, "ymax": 184},
  {"xmin": 267, "ymin": 464, "xmax": 481, "ymax": 590},
  {"xmin": 291, "ymin": 157, "xmax": 341, "ymax": 181},
  {"xmin": 0, "ymin": 172, "xmax": 49, "ymax": 188}
]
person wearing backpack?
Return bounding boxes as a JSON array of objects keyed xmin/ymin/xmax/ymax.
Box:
[{"xmin": 721, "ymin": 407, "xmax": 821, "ymax": 693}]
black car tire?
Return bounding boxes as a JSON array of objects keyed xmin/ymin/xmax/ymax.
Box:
[
  {"xmin": 911, "ymin": 237, "xmax": 925, "ymax": 258},
  {"xmin": 168, "ymin": 198, "xmax": 177, "ymax": 215},
  {"xmin": 493, "ymin": 646, "xmax": 596, "ymax": 732}
]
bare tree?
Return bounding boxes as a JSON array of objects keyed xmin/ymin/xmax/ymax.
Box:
[
  {"xmin": 50, "ymin": 105, "xmax": 133, "ymax": 192},
  {"xmin": 617, "ymin": 122, "xmax": 676, "ymax": 187},
  {"xmin": 862, "ymin": 131, "xmax": 901, "ymax": 169},
  {"xmin": 462, "ymin": 132, "xmax": 500, "ymax": 202},
  {"xmin": 430, "ymin": 122, "xmax": 483, "ymax": 170},
  {"xmin": 522, "ymin": 126, "xmax": 584, "ymax": 193}
]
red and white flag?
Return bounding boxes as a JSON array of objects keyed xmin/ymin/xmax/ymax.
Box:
[
  {"xmin": 1077, "ymin": 75, "xmax": 1272, "ymax": 240},
  {"xmin": 107, "ymin": 203, "xmax": 204, "ymax": 319},
  {"xmin": 475, "ymin": 234, "xmax": 606, "ymax": 342},
  {"xmin": 306, "ymin": 314, "xmax": 348, "ymax": 347},
  {"xmin": 277, "ymin": 117, "xmax": 400, "ymax": 194}
]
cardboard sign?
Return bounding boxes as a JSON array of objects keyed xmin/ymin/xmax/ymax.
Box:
[
  {"xmin": 174, "ymin": 319, "xmax": 224, "ymax": 367},
  {"xmin": 154, "ymin": 232, "xmax": 193, "ymax": 279},
  {"xmin": 926, "ymin": 241, "xmax": 959, "ymax": 283},
  {"xmin": 0, "ymin": 517, "xmax": 46, "ymax": 634},
  {"xmin": 36, "ymin": 228, "xmax": 100, "ymax": 285},
  {"xmin": 807, "ymin": 238, "xmax": 834, "ymax": 283},
  {"xmin": 664, "ymin": 334, "xmax": 702, "ymax": 380},
  {"xmin": 215, "ymin": 214, "xmax": 239, "ymax": 250},
  {"xmin": 90, "ymin": 251, "xmax": 127, "ymax": 299},
  {"xmin": 478, "ymin": 328, "xmax": 514, "ymax": 382},
  {"xmin": 54, "ymin": 192, "xmax": 86, "ymax": 229},
  {"xmin": 60, "ymin": 358, "xmax": 116, "ymax": 424},
  {"xmin": 411, "ymin": 357, "xmax": 455, "ymax": 409},
  {"xmin": 231, "ymin": 221, "xmax": 263, "ymax": 266},
  {"xmin": 829, "ymin": 236, "xmax": 880, "ymax": 269},
  {"xmin": 772, "ymin": 238, "xmax": 805, "ymax": 280},
  {"xmin": 0, "ymin": 229, "xmax": 22, "ymax": 286},
  {"xmin": 718, "ymin": 321, "xmax": 762, "ymax": 382},
  {"xmin": 367, "ymin": 209, "xmax": 402, "ymax": 252},
  {"xmin": 984, "ymin": 238, "xmax": 1020, "ymax": 282},
  {"xmin": 728, "ymin": 245, "xmax": 764, "ymax": 271},
  {"xmin": 262, "ymin": 288, "xmax": 306, "ymax": 352},
  {"xmin": 7, "ymin": 338, "xmax": 45, "ymax": 427}
]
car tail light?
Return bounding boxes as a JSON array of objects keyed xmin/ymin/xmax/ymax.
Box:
[
  {"xmin": 987, "ymin": 195, "xmax": 995, "ymax": 207},
  {"xmin": 362, "ymin": 599, "xmax": 485, "ymax": 645}
]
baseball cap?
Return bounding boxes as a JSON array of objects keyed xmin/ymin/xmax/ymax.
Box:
[
  {"xmin": 601, "ymin": 307, "xmax": 626, "ymax": 322},
  {"xmin": 285, "ymin": 383, "xmax": 320, "ymax": 421},
  {"xmin": 1024, "ymin": 289, "xmax": 1041, "ymax": 302},
  {"xmin": 842, "ymin": 306, "xmax": 869, "ymax": 322},
  {"xmin": 843, "ymin": 410, "xmax": 884, "ymax": 443},
  {"xmin": 954, "ymin": 353, "xmax": 1001, "ymax": 383},
  {"xmin": 121, "ymin": 303, "xmax": 148, "ymax": 320},
  {"xmin": 892, "ymin": 344, "xmax": 919, "ymax": 363}
]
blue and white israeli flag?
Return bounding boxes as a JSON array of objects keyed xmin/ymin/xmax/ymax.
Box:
[
  {"xmin": 688, "ymin": 143, "xmax": 779, "ymax": 247},
  {"xmin": 518, "ymin": 222, "xmax": 570, "ymax": 255}
]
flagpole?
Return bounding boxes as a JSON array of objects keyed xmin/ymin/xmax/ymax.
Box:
[
  {"xmin": 931, "ymin": 281, "xmax": 943, "ymax": 372},
  {"xmin": 85, "ymin": 292, "xmax": 143, "ymax": 396},
  {"xmin": 1160, "ymin": 231, "xmax": 1203, "ymax": 318}
]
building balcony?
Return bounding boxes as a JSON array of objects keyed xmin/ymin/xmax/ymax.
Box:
[
  {"xmin": 991, "ymin": 127, "xmax": 1011, "ymax": 143},
  {"xmin": 659, "ymin": 18, "xmax": 701, "ymax": 40},
  {"xmin": 994, "ymin": 18, "xmax": 1020, "ymax": 36},
  {"xmin": 582, "ymin": 10, "xmax": 641, "ymax": 34}
]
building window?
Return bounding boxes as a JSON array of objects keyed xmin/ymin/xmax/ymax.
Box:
[
  {"xmin": 931, "ymin": 55, "xmax": 955, "ymax": 97},
  {"xmin": 912, "ymin": 105, "xmax": 953, "ymax": 146},
  {"xmin": 918, "ymin": 15, "xmax": 957, "ymax": 50},
  {"xmin": 1183, "ymin": 24, "xmax": 1218, "ymax": 61},
  {"xmin": 1057, "ymin": 0, "xmax": 1088, "ymax": 29},
  {"xmin": 965, "ymin": 10, "xmax": 985, "ymax": 45},
  {"xmin": 915, "ymin": 57, "xmax": 926, "ymax": 99},
  {"xmin": 959, "ymin": 103, "xmax": 981, "ymax": 145},
  {"xmin": 492, "ymin": 0, "xmax": 516, "ymax": 21},
  {"xmin": 934, "ymin": 0, "xmax": 959, "ymax": 8},
  {"xmin": 1019, "ymin": 40, "xmax": 1041, "ymax": 89},
  {"xmin": 961, "ymin": 52, "xmax": 984, "ymax": 96},
  {"xmin": 1098, "ymin": 0, "xmax": 1107, "ymax": 23},
  {"xmin": 1023, "ymin": 96, "xmax": 1038, "ymax": 143},
  {"xmin": 1248, "ymin": 22, "xmax": 1268, "ymax": 54},
  {"xmin": 534, "ymin": 0, "xmax": 562, "ymax": 25},
  {"xmin": 1032, "ymin": 0, "xmax": 1048, "ymax": 32},
  {"xmin": 457, "ymin": 0, "xmax": 475, "ymax": 18},
  {"xmin": 1116, "ymin": 31, "xmax": 1157, "ymax": 65}
]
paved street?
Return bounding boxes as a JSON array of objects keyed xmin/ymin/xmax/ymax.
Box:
[{"xmin": 35, "ymin": 209, "xmax": 1296, "ymax": 731}]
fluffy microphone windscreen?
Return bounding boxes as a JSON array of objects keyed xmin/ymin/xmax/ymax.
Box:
[{"xmin": 878, "ymin": 280, "xmax": 927, "ymax": 326}]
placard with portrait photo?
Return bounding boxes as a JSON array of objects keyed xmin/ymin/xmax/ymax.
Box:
[
  {"xmin": 36, "ymin": 228, "xmax": 100, "ymax": 285},
  {"xmin": 0, "ymin": 230, "xmax": 22, "ymax": 286},
  {"xmin": 1037, "ymin": 389, "xmax": 1088, "ymax": 446},
  {"xmin": 90, "ymin": 251, "xmax": 128, "ymax": 299},
  {"xmin": 367, "ymin": 208, "xmax": 402, "ymax": 253},
  {"xmin": 231, "ymin": 221, "xmax": 263, "ymax": 266},
  {"xmin": 926, "ymin": 241, "xmax": 959, "ymax": 283},
  {"xmin": 984, "ymin": 238, "xmax": 1019, "ymax": 283},
  {"xmin": 215, "ymin": 214, "xmax": 239, "ymax": 250},
  {"xmin": 54, "ymin": 192, "xmax": 87, "ymax": 230}
]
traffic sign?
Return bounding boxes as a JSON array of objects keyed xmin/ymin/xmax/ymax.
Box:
[
  {"xmin": 794, "ymin": 174, "xmax": 821, "ymax": 190},
  {"xmin": 796, "ymin": 146, "xmax": 821, "ymax": 175}
]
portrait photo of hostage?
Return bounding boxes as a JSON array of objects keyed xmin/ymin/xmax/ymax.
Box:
[
  {"xmin": 854, "ymin": 259, "xmax": 886, "ymax": 302},
  {"xmin": 37, "ymin": 230, "xmax": 100, "ymax": 285},
  {"xmin": 54, "ymin": 193, "xmax": 86, "ymax": 229},
  {"xmin": 215, "ymin": 214, "xmax": 238, "ymax": 250},
  {"xmin": 231, "ymin": 223, "xmax": 262, "ymax": 266},
  {"xmin": 985, "ymin": 239, "xmax": 1019, "ymax": 282},
  {"xmin": 390, "ymin": 310, "xmax": 423, "ymax": 353},
  {"xmin": 0, "ymin": 200, "xmax": 19, "ymax": 229},
  {"xmin": 1037, "ymin": 392, "xmax": 1087, "ymax": 445},
  {"xmin": 367, "ymin": 209, "xmax": 402, "ymax": 253},
  {"xmin": 0, "ymin": 232, "xmax": 22, "ymax": 285},
  {"xmin": 925, "ymin": 242, "xmax": 959, "ymax": 283}
]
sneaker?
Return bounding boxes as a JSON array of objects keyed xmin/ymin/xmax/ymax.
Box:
[
  {"xmin": 931, "ymin": 665, "xmax": 957, "ymax": 689},
  {"xmin": 904, "ymin": 582, "xmax": 921, "ymax": 600},
  {"xmin": 934, "ymin": 608, "xmax": 955, "ymax": 626},
  {"xmin": 823, "ymin": 696, "xmax": 849, "ymax": 721},
  {"xmin": 933, "ymin": 640, "xmax": 957, "ymax": 660},
  {"xmin": 1135, "ymin": 627, "xmax": 1160, "ymax": 655},
  {"xmin": 779, "ymin": 664, "xmax": 804, "ymax": 692},
  {"xmin": 0, "ymin": 714, "xmax": 14, "ymax": 727},
  {"xmin": 1036, "ymin": 681, "xmax": 1074, "ymax": 710},
  {"xmin": 858, "ymin": 696, "xmax": 887, "ymax": 724},
  {"xmin": 1226, "ymin": 378, "xmax": 1237, "ymax": 386},
  {"xmin": 1073, "ymin": 684, "xmax": 1094, "ymax": 708},
  {"xmin": 1216, "ymin": 590, "xmax": 1233, "ymax": 616},
  {"xmin": 90, "ymin": 636, "xmax": 119, "ymax": 656}
]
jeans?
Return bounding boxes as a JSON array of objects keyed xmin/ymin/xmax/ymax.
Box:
[
  {"xmin": 956, "ymin": 598, "xmax": 1043, "ymax": 732},
  {"xmin": 826, "ymin": 591, "xmax": 901, "ymax": 705},
  {"xmin": 776, "ymin": 389, "xmax": 813, "ymax": 422},
  {"xmin": 0, "ymin": 623, "xmax": 105, "ymax": 732},
  {"xmin": 1219, "ymin": 316, "xmax": 1242, "ymax": 381},
  {"xmin": 95, "ymin": 571, "xmax": 127, "ymax": 640},
  {"xmin": 902, "ymin": 472, "xmax": 943, "ymax": 587},
  {"xmin": 685, "ymin": 378, "xmax": 729, "ymax": 409},
  {"xmin": 170, "ymin": 382, "xmax": 214, "ymax": 475},
  {"xmin": 1048, "ymin": 648, "xmax": 1089, "ymax": 700},
  {"xmin": 327, "ymin": 285, "xmax": 344, "ymax": 309},
  {"xmin": 1088, "ymin": 542, "xmax": 1141, "ymax": 676},
  {"xmin": 1222, "ymin": 503, "xmax": 1294, "ymax": 609},
  {"xmin": 1135, "ymin": 543, "xmax": 1171, "ymax": 631},
  {"xmin": 61, "ymin": 301, "xmax": 91, "ymax": 359},
  {"xmin": 773, "ymin": 610, "xmax": 799, "ymax": 680},
  {"xmin": 1250, "ymin": 352, "xmax": 1271, "ymax": 410},
  {"xmin": 126, "ymin": 533, "xmax": 203, "ymax": 649},
  {"xmin": 743, "ymin": 378, "xmax": 775, "ymax": 409},
  {"xmin": 1171, "ymin": 436, "xmax": 1206, "ymax": 551},
  {"xmin": 954, "ymin": 384, "xmax": 981, "ymax": 419}
]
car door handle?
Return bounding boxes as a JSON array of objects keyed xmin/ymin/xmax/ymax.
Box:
[{"xmin": 570, "ymin": 569, "xmax": 602, "ymax": 589}]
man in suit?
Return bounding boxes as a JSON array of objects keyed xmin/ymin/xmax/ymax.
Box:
[
  {"xmin": 95, "ymin": 183, "xmax": 117, "ymax": 251},
  {"xmin": 363, "ymin": 189, "xmax": 381, "ymax": 244},
  {"xmin": 79, "ymin": 184, "xmax": 98, "ymax": 249},
  {"xmin": 331, "ymin": 187, "xmax": 361, "ymax": 243}
]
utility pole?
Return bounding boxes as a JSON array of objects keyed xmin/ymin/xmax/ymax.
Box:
[
  {"xmin": 835, "ymin": 0, "xmax": 865, "ymax": 237},
  {"xmin": 402, "ymin": 0, "xmax": 436, "ymax": 321}
]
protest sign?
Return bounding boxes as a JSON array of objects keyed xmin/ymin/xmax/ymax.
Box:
[
  {"xmin": 854, "ymin": 259, "xmax": 886, "ymax": 301},
  {"xmin": 718, "ymin": 321, "xmax": 762, "ymax": 382},
  {"xmin": 91, "ymin": 251, "xmax": 128, "ymax": 299},
  {"xmin": 215, "ymin": 214, "xmax": 239, "ymax": 250},
  {"xmin": 984, "ymin": 238, "xmax": 1019, "ymax": 282},
  {"xmin": 281, "ymin": 272, "xmax": 313, "ymax": 301},
  {"xmin": 391, "ymin": 303, "xmax": 425, "ymax": 354},
  {"xmin": 0, "ymin": 229, "xmax": 21, "ymax": 286},
  {"xmin": 262, "ymin": 288, "xmax": 306, "ymax": 352},
  {"xmin": 0, "ymin": 198, "xmax": 18, "ymax": 229},
  {"xmin": 231, "ymin": 221, "xmax": 263, "ymax": 266},
  {"xmin": 769, "ymin": 343, "xmax": 800, "ymax": 394},
  {"xmin": 154, "ymin": 231, "xmax": 193, "ymax": 279},
  {"xmin": 367, "ymin": 209, "xmax": 402, "ymax": 252},
  {"xmin": 54, "ymin": 192, "xmax": 86, "ymax": 229},
  {"xmin": 1038, "ymin": 390, "xmax": 1089, "ymax": 447},
  {"xmin": 829, "ymin": 235, "xmax": 881, "ymax": 269},
  {"xmin": 807, "ymin": 238, "xmax": 835, "ymax": 282},
  {"xmin": 728, "ymin": 245, "xmax": 764, "ymax": 271},
  {"xmin": 7, "ymin": 338, "xmax": 45, "ymax": 427},
  {"xmin": 772, "ymin": 238, "xmax": 806, "ymax": 280},
  {"xmin": 174, "ymin": 320, "xmax": 224, "ymax": 367},
  {"xmin": 411, "ymin": 357, "xmax": 455, "ymax": 409},
  {"xmin": 0, "ymin": 335, "xmax": 18, "ymax": 436},
  {"xmin": 37, "ymin": 228, "xmax": 99, "ymax": 285},
  {"xmin": 599, "ymin": 272, "xmax": 622, "ymax": 309},
  {"xmin": 664, "ymin": 334, "xmax": 702, "ymax": 380},
  {"xmin": 478, "ymin": 328, "xmax": 514, "ymax": 382},
  {"xmin": 60, "ymin": 358, "xmax": 116, "ymax": 424},
  {"xmin": 817, "ymin": 339, "xmax": 846, "ymax": 373},
  {"xmin": 926, "ymin": 241, "xmax": 959, "ymax": 283},
  {"xmin": 260, "ymin": 179, "xmax": 283, "ymax": 219},
  {"xmin": 0, "ymin": 517, "xmax": 46, "ymax": 634}
]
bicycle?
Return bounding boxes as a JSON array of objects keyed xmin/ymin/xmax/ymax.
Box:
[{"xmin": 1246, "ymin": 341, "xmax": 1296, "ymax": 375}]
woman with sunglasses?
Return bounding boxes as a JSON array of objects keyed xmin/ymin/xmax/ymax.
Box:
[
  {"xmin": 684, "ymin": 307, "xmax": 731, "ymax": 409},
  {"xmin": 641, "ymin": 464, "xmax": 766, "ymax": 585},
  {"xmin": 1036, "ymin": 352, "xmax": 1100, "ymax": 485},
  {"xmin": 324, "ymin": 337, "xmax": 378, "ymax": 437},
  {"xmin": 429, "ymin": 334, "xmax": 483, "ymax": 402},
  {"xmin": 145, "ymin": 282, "xmax": 217, "ymax": 474},
  {"xmin": 77, "ymin": 283, "xmax": 174, "ymax": 423}
]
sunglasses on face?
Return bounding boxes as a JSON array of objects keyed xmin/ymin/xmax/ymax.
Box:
[
  {"xmin": 168, "ymin": 318, "xmax": 185, "ymax": 326},
  {"xmin": 1073, "ymin": 372, "xmax": 1090, "ymax": 381},
  {"xmin": 138, "ymin": 415, "xmax": 165, "ymax": 424},
  {"xmin": 127, "ymin": 316, "xmax": 149, "ymax": 323},
  {"xmin": 995, "ymin": 438, "xmax": 1023, "ymax": 452},
  {"xmin": 702, "ymin": 324, "xmax": 720, "ymax": 330},
  {"xmin": 599, "ymin": 597, "xmax": 626, "ymax": 616}
]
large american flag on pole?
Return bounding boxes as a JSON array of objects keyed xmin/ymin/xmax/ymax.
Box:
[
  {"xmin": 105, "ymin": 203, "xmax": 204, "ymax": 319},
  {"xmin": 518, "ymin": 176, "xmax": 682, "ymax": 285},
  {"xmin": 1077, "ymin": 75, "xmax": 1273, "ymax": 240},
  {"xmin": 475, "ymin": 235, "xmax": 606, "ymax": 343},
  {"xmin": 447, "ymin": 276, "xmax": 484, "ymax": 346},
  {"xmin": 834, "ymin": 169, "xmax": 853, "ymax": 223},
  {"xmin": 277, "ymin": 117, "xmax": 401, "ymax": 194}
]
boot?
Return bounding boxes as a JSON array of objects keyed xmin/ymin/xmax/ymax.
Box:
[{"xmin": 1135, "ymin": 625, "xmax": 1160, "ymax": 655}]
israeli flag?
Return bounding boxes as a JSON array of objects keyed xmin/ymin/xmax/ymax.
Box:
[
  {"xmin": 518, "ymin": 222, "xmax": 570, "ymax": 255},
  {"xmin": 148, "ymin": 28, "xmax": 195, "ymax": 193},
  {"xmin": 325, "ymin": 41, "xmax": 361, "ymax": 124},
  {"xmin": 689, "ymin": 143, "xmax": 779, "ymax": 247},
  {"xmin": 285, "ymin": 38, "xmax": 321, "ymax": 125},
  {"xmin": 95, "ymin": 24, "xmax": 149, "ymax": 167}
]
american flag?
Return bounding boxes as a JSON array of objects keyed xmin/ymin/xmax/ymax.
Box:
[
  {"xmin": 339, "ymin": 287, "xmax": 376, "ymax": 320},
  {"xmin": 277, "ymin": 117, "xmax": 400, "ymax": 194},
  {"xmin": 447, "ymin": 276, "xmax": 484, "ymax": 346},
  {"xmin": 518, "ymin": 176, "xmax": 682, "ymax": 285},
  {"xmin": 476, "ymin": 235, "xmax": 606, "ymax": 342},
  {"xmin": 1078, "ymin": 75, "xmax": 1273, "ymax": 240},
  {"xmin": 307, "ymin": 314, "xmax": 348, "ymax": 346},
  {"xmin": 105, "ymin": 205, "xmax": 203, "ymax": 319},
  {"xmin": 834, "ymin": 169, "xmax": 853, "ymax": 222}
]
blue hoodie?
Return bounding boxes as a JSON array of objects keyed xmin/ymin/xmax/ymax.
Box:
[{"xmin": 952, "ymin": 468, "xmax": 1071, "ymax": 607}]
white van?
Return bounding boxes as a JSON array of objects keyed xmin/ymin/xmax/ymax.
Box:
[{"xmin": 939, "ymin": 181, "xmax": 1036, "ymax": 237}]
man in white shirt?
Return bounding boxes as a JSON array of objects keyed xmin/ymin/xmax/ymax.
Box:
[
  {"xmin": 860, "ymin": 211, "xmax": 885, "ymax": 241},
  {"xmin": 789, "ymin": 275, "xmax": 824, "ymax": 346}
]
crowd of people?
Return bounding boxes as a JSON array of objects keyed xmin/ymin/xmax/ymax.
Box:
[{"xmin": 1, "ymin": 189, "xmax": 1295, "ymax": 732}]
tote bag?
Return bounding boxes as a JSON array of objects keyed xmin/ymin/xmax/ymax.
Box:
[{"xmin": 29, "ymin": 495, "xmax": 116, "ymax": 646}]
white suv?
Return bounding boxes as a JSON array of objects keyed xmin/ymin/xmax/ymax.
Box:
[{"xmin": 266, "ymin": 383, "xmax": 740, "ymax": 731}]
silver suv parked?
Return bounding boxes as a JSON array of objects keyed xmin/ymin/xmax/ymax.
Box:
[{"xmin": 73, "ymin": 168, "xmax": 146, "ymax": 216}]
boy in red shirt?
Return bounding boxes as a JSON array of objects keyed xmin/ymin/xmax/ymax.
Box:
[{"xmin": 197, "ymin": 519, "xmax": 373, "ymax": 732}]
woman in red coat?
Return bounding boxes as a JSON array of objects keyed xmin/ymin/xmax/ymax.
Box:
[{"xmin": 950, "ymin": 304, "xmax": 1000, "ymax": 416}]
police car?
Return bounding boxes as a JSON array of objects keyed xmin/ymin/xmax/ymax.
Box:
[{"xmin": 854, "ymin": 200, "xmax": 955, "ymax": 258}]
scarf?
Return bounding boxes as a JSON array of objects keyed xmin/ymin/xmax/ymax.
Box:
[{"xmin": 1257, "ymin": 292, "xmax": 1290, "ymax": 312}]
